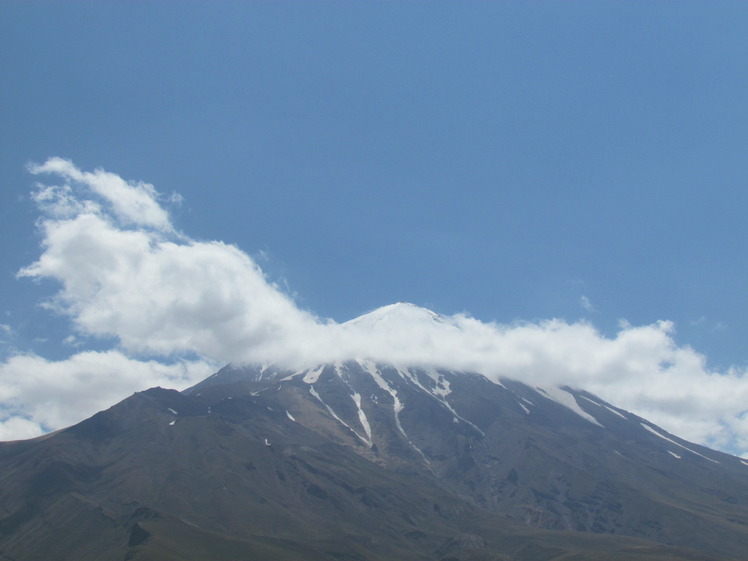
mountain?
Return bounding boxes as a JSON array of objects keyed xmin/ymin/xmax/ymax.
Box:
[
  {"xmin": 343, "ymin": 302, "xmax": 446, "ymax": 329},
  {"xmin": 2, "ymin": 357, "xmax": 748, "ymax": 560}
]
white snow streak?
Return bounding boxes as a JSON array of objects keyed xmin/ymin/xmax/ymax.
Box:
[
  {"xmin": 603, "ymin": 404, "xmax": 627, "ymax": 419},
  {"xmin": 303, "ymin": 365, "xmax": 325, "ymax": 384},
  {"xmin": 351, "ymin": 392, "xmax": 372, "ymax": 444},
  {"xmin": 309, "ymin": 386, "xmax": 370, "ymax": 446},
  {"xmin": 396, "ymin": 367, "xmax": 484, "ymax": 436},
  {"xmin": 334, "ymin": 363, "xmax": 373, "ymax": 446},
  {"xmin": 539, "ymin": 386, "xmax": 604, "ymax": 427},
  {"xmin": 357, "ymin": 360, "xmax": 429, "ymax": 463},
  {"xmin": 424, "ymin": 368, "xmax": 452, "ymax": 398},
  {"xmin": 641, "ymin": 423, "xmax": 720, "ymax": 464},
  {"xmin": 579, "ymin": 394, "xmax": 628, "ymax": 420}
]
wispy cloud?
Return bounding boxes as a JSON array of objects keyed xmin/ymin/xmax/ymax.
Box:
[
  {"xmin": 3, "ymin": 159, "xmax": 748, "ymax": 457},
  {"xmin": 28, "ymin": 157, "xmax": 173, "ymax": 231},
  {"xmin": 690, "ymin": 316, "xmax": 727, "ymax": 332},
  {"xmin": 580, "ymin": 295, "xmax": 595, "ymax": 313}
]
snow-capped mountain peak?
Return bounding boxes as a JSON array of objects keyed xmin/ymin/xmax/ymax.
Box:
[{"xmin": 343, "ymin": 302, "xmax": 444, "ymax": 329}]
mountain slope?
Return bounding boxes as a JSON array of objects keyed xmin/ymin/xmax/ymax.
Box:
[
  {"xmin": 0, "ymin": 359, "xmax": 747, "ymax": 560},
  {"xmin": 189, "ymin": 360, "xmax": 748, "ymax": 557}
]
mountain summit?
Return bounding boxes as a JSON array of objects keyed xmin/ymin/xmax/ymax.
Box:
[
  {"xmin": 1, "ymin": 359, "xmax": 747, "ymax": 560},
  {"xmin": 344, "ymin": 303, "xmax": 445, "ymax": 329}
]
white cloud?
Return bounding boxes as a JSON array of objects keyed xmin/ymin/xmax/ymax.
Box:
[
  {"xmin": 4, "ymin": 158, "xmax": 748, "ymax": 456},
  {"xmin": 0, "ymin": 350, "xmax": 215, "ymax": 439},
  {"xmin": 28, "ymin": 157, "xmax": 173, "ymax": 231},
  {"xmin": 18, "ymin": 212, "xmax": 320, "ymax": 361},
  {"xmin": 63, "ymin": 335, "xmax": 80, "ymax": 347},
  {"xmin": 0, "ymin": 417, "xmax": 43, "ymax": 442}
]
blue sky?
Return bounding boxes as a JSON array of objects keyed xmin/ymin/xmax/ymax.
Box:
[{"xmin": 1, "ymin": 2, "xmax": 748, "ymax": 452}]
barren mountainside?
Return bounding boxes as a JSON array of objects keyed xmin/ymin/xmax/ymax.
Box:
[{"xmin": 1, "ymin": 360, "xmax": 748, "ymax": 560}]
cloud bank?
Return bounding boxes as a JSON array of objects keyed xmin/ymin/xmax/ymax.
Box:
[
  {"xmin": 0, "ymin": 351, "xmax": 214, "ymax": 441},
  {"xmin": 3, "ymin": 159, "xmax": 747, "ymax": 457}
]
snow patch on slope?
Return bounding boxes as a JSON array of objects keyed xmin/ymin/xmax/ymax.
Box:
[
  {"xmin": 604, "ymin": 404, "xmax": 627, "ymax": 419},
  {"xmin": 641, "ymin": 423, "xmax": 719, "ymax": 464},
  {"xmin": 351, "ymin": 392, "xmax": 372, "ymax": 444},
  {"xmin": 578, "ymin": 394, "xmax": 628, "ymax": 420},
  {"xmin": 309, "ymin": 386, "xmax": 370, "ymax": 447},
  {"xmin": 303, "ymin": 365, "xmax": 325, "ymax": 384},
  {"xmin": 393, "ymin": 366, "xmax": 484, "ymax": 436},
  {"xmin": 538, "ymin": 386, "xmax": 604, "ymax": 427},
  {"xmin": 357, "ymin": 360, "xmax": 430, "ymax": 463},
  {"xmin": 429, "ymin": 370, "xmax": 452, "ymax": 398}
]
